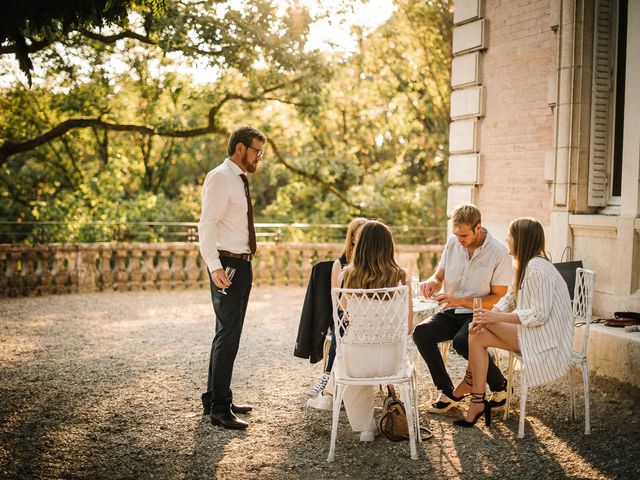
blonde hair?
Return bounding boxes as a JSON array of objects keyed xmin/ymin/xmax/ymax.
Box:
[
  {"xmin": 509, "ymin": 217, "xmax": 549, "ymax": 297},
  {"xmin": 343, "ymin": 220, "xmax": 406, "ymax": 289},
  {"xmin": 451, "ymin": 203, "xmax": 481, "ymax": 228},
  {"xmin": 342, "ymin": 217, "xmax": 368, "ymax": 263}
]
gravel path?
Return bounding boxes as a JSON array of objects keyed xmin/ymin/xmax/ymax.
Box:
[{"xmin": 1, "ymin": 288, "xmax": 639, "ymax": 479}]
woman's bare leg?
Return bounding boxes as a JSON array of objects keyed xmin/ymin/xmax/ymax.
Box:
[{"xmin": 463, "ymin": 322, "xmax": 519, "ymax": 421}]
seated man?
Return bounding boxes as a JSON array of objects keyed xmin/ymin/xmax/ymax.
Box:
[{"xmin": 412, "ymin": 203, "xmax": 512, "ymax": 413}]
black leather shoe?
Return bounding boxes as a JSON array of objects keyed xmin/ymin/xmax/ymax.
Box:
[
  {"xmin": 231, "ymin": 403, "xmax": 253, "ymax": 414},
  {"xmin": 210, "ymin": 410, "xmax": 249, "ymax": 430}
]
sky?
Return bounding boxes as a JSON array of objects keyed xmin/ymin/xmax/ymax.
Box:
[{"xmin": 298, "ymin": 0, "xmax": 395, "ymax": 52}]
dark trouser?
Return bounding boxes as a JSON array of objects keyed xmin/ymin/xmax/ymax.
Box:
[
  {"xmin": 412, "ymin": 310, "xmax": 506, "ymax": 393},
  {"xmin": 325, "ymin": 312, "xmax": 346, "ymax": 373},
  {"xmin": 202, "ymin": 257, "xmax": 253, "ymax": 414},
  {"xmin": 325, "ymin": 331, "xmax": 336, "ymax": 373}
]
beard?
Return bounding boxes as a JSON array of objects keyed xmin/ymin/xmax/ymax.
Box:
[{"xmin": 241, "ymin": 151, "xmax": 259, "ymax": 173}]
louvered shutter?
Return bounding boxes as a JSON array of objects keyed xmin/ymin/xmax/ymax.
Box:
[{"xmin": 588, "ymin": 0, "xmax": 615, "ymax": 207}]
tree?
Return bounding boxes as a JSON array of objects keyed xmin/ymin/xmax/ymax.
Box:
[
  {"xmin": 1, "ymin": 0, "xmax": 167, "ymax": 85},
  {"xmin": 0, "ymin": 0, "xmax": 453, "ymax": 243}
]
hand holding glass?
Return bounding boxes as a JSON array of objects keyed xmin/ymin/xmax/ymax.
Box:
[{"xmin": 218, "ymin": 266, "xmax": 236, "ymax": 295}]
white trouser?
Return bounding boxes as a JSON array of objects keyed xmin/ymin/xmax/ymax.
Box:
[{"xmin": 328, "ymin": 343, "xmax": 401, "ymax": 433}]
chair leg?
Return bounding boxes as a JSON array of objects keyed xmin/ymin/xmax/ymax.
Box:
[
  {"xmin": 568, "ymin": 365, "xmax": 576, "ymax": 420},
  {"xmin": 439, "ymin": 341, "xmax": 450, "ymax": 365},
  {"xmin": 327, "ymin": 384, "xmax": 345, "ymax": 462},
  {"xmin": 581, "ymin": 362, "xmax": 591, "ymax": 435},
  {"xmin": 504, "ymin": 352, "xmax": 515, "ymax": 421},
  {"xmin": 400, "ymin": 384, "xmax": 418, "ymax": 460},
  {"xmin": 518, "ymin": 382, "xmax": 528, "ymax": 438},
  {"xmin": 410, "ymin": 369, "xmax": 422, "ymax": 443}
]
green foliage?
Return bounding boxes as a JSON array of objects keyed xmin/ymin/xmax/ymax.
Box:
[
  {"xmin": 0, "ymin": 0, "xmax": 452, "ymax": 244},
  {"xmin": 2, "ymin": 0, "xmax": 168, "ymax": 84}
]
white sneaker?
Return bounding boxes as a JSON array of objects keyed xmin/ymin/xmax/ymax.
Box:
[
  {"xmin": 306, "ymin": 393, "xmax": 333, "ymax": 411},
  {"xmin": 359, "ymin": 430, "xmax": 375, "ymax": 442},
  {"xmin": 359, "ymin": 425, "xmax": 380, "ymax": 442},
  {"xmin": 308, "ymin": 372, "xmax": 330, "ymax": 397}
]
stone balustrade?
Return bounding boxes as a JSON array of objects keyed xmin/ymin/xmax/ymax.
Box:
[{"xmin": 0, "ymin": 242, "xmax": 444, "ymax": 297}]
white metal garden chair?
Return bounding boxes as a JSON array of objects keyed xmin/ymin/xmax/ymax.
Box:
[
  {"xmin": 503, "ymin": 268, "xmax": 596, "ymax": 438},
  {"xmin": 327, "ymin": 285, "xmax": 420, "ymax": 462}
]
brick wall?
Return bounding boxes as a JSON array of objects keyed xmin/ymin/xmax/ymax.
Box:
[{"xmin": 477, "ymin": 0, "xmax": 556, "ymax": 226}]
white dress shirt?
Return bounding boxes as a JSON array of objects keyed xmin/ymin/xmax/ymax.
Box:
[
  {"xmin": 494, "ymin": 256, "xmax": 574, "ymax": 387},
  {"xmin": 198, "ymin": 158, "xmax": 251, "ymax": 272},
  {"xmin": 438, "ymin": 228, "xmax": 513, "ymax": 313}
]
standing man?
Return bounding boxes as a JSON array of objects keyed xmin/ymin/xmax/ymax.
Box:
[
  {"xmin": 198, "ymin": 125, "xmax": 266, "ymax": 430},
  {"xmin": 412, "ymin": 203, "xmax": 512, "ymax": 413}
]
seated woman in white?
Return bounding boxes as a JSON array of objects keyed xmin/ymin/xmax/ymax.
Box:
[
  {"xmin": 308, "ymin": 220, "xmax": 413, "ymax": 442},
  {"xmin": 453, "ymin": 217, "xmax": 573, "ymax": 427}
]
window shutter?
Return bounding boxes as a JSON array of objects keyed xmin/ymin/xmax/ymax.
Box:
[{"xmin": 588, "ymin": 0, "xmax": 615, "ymax": 207}]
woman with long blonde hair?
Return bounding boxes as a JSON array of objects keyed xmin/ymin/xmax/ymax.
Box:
[
  {"xmin": 308, "ymin": 217, "xmax": 368, "ymax": 398},
  {"xmin": 308, "ymin": 220, "xmax": 413, "ymax": 443},
  {"xmin": 453, "ymin": 218, "xmax": 573, "ymax": 428}
]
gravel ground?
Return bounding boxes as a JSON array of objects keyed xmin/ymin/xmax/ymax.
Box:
[{"xmin": 1, "ymin": 287, "xmax": 639, "ymax": 480}]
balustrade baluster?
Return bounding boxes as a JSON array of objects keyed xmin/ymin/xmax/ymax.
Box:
[
  {"xmin": 143, "ymin": 248, "xmax": 158, "ymax": 291},
  {"xmin": 198, "ymin": 255, "xmax": 209, "ymax": 289},
  {"xmin": 286, "ymin": 248, "xmax": 301, "ymax": 286},
  {"xmin": 170, "ymin": 247, "xmax": 186, "ymax": 290},
  {"xmin": 76, "ymin": 246, "xmax": 98, "ymax": 293},
  {"xmin": 21, "ymin": 250, "xmax": 38, "ymax": 296},
  {"xmin": 252, "ymin": 248, "xmax": 267, "ymax": 287},
  {"xmin": 273, "ymin": 245, "xmax": 286, "ymax": 286},
  {"xmin": 5, "ymin": 251, "xmax": 19, "ymax": 296},
  {"xmin": 185, "ymin": 248, "xmax": 200, "ymax": 289},
  {"xmin": 157, "ymin": 248, "xmax": 172, "ymax": 290},
  {"xmin": 52, "ymin": 251, "xmax": 69, "ymax": 294},
  {"xmin": 112, "ymin": 248, "xmax": 129, "ymax": 291},
  {"xmin": 38, "ymin": 248, "xmax": 53, "ymax": 295},
  {"xmin": 129, "ymin": 248, "xmax": 144, "ymax": 291},
  {"xmin": 98, "ymin": 247, "xmax": 115, "ymax": 291},
  {"xmin": 300, "ymin": 249, "xmax": 313, "ymax": 286}
]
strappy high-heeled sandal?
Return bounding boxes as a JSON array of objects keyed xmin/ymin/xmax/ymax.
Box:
[{"xmin": 453, "ymin": 392, "xmax": 492, "ymax": 428}]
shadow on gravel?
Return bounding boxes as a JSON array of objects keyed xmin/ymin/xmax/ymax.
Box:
[{"xmin": 187, "ymin": 418, "xmax": 246, "ymax": 479}]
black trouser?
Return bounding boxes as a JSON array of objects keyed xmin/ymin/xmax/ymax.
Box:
[
  {"xmin": 202, "ymin": 257, "xmax": 252, "ymax": 414},
  {"xmin": 412, "ymin": 310, "xmax": 506, "ymax": 393}
]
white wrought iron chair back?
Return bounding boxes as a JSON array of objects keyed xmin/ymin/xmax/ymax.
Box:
[
  {"xmin": 327, "ymin": 285, "xmax": 420, "ymax": 461},
  {"xmin": 572, "ymin": 267, "xmax": 595, "ymax": 357},
  {"xmin": 504, "ymin": 267, "xmax": 596, "ymax": 437},
  {"xmin": 333, "ymin": 286, "xmax": 409, "ymax": 380}
]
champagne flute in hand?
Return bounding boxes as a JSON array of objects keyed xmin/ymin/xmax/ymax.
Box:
[
  {"xmin": 472, "ymin": 297, "xmax": 483, "ymax": 316},
  {"xmin": 218, "ymin": 266, "xmax": 236, "ymax": 295}
]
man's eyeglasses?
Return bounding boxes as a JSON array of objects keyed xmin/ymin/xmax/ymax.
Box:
[{"xmin": 245, "ymin": 144, "xmax": 264, "ymax": 157}]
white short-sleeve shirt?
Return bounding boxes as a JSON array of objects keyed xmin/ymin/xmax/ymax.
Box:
[{"xmin": 438, "ymin": 228, "xmax": 513, "ymax": 312}]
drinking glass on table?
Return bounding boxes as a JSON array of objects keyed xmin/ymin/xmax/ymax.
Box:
[
  {"xmin": 410, "ymin": 275, "xmax": 420, "ymax": 298},
  {"xmin": 218, "ymin": 266, "xmax": 236, "ymax": 295}
]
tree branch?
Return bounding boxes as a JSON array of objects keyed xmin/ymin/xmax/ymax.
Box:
[
  {"xmin": 266, "ymin": 138, "xmax": 360, "ymax": 211},
  {"xmin": 0, "ymin": 80, "xmax": 307, "ymax": 167},
  {"xmin": 0, "ymin": 38, "xmax": 52, "ymax": 55},
  {"xmin": 0, "ymin": 117, "xmax": 225, "ymax": 166},
  {"xmin": 78, "ymin": 29, "xmax": 155, "ymax": 45}
]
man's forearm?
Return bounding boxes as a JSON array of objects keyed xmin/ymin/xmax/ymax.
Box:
[{"xmin": 456, "ymin": 293, "xmax": 503, "ymax": 310}]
